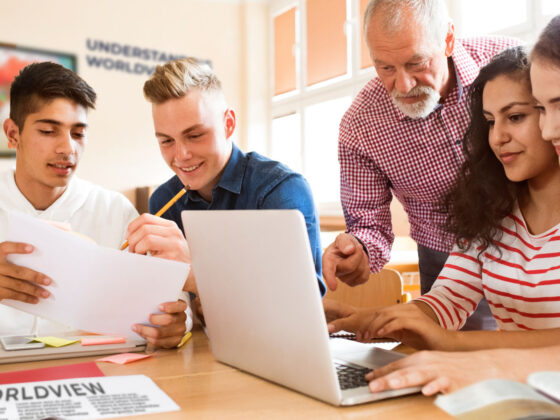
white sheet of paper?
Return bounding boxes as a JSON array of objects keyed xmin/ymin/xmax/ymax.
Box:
[
  {"xmin": 0, "ymin": 375, "xmax": 179, "ymax": 419},
  {"xmin": 4, "ymin": 212, "xmax": 189, "ymax": 337},
  {"xmin": 329, "ymin": 337, "xmax": 400, "ymax": 355},
  {"xmin": 329, "ymin": 331, "xmax": 401, "ymax": 351}
]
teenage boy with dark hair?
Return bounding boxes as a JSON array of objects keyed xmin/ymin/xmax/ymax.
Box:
[{"xmin": 0, "ymin": 62, "xmax": 189, "ymax": 348}]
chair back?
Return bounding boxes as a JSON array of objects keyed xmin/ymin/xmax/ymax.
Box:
[{"xmin": 324, "ymin": 268, "xmax": 407, "ymax": 308}]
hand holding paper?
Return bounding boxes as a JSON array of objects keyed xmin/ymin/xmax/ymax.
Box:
[
  {"xmin": 133, "ymin": 299, "xmax": 188, "ymax": 348},
  {"xmin": 4, "ymin": 212, "xmax": 190, "ymax": 338},
  {"xmin": 125, "ymin": 213, "xmax": 191, "ymax": 263},
  {"xmin": 0, "ymin": 241, "xmax": 52, "ymax": 304}
]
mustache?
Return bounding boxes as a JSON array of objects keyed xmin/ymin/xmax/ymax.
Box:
[{"xmin": 391, "ymin": 85, "xmax": 435, "ymax": 99}]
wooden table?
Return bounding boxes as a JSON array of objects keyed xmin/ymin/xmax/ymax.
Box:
[{"xmin": 0, "ymin": 329, "xmax": 453, "ymax": 419}]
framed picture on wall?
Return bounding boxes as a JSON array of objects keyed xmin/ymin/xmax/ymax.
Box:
[{"xmin": 0, "ymin": 43, "xmax": 77, "ymax": 157}]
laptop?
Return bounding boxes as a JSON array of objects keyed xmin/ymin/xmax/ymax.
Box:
[{"xmin": 181, "ymin": 209, "xmax": 420, "ymax": 406}]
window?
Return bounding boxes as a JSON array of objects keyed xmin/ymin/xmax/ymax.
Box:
[
  {"xmin": 542, "ymin": 0, "xmax": 560, "ymax": 16},
  {"xmin": 273, "ymin": 7, "xmax": 297, "ymax": 95},
  {"xmin": 306, "ymin": 0, "xmax": 348, "ymax": 86},
  {"xmin": 270, "ymin": 112, "xmax": 302, "ymax": 172},
  {"xmin": 359, "ymin": 0, "xmax": 372, "ymax": 69},
  {"xmin": 269, "ymin": 0, "xmax": 560, "ymax": 215},
  {"xmin": 303, "ymin": 96, "xmax": 351, "ymax": 204},
  {"xmin": 455, "ymin": 0, "xmax": 560, "ymax": 40},
  {"xmin": 457, "ymin": 0, "xmax": 528, "ymax": 37},
  {"xmin": 270, "ymin": 0, "xmax": 373, "ymax": 213}
]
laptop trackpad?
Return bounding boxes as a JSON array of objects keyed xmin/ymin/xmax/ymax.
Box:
[{"xmin": 330, "ymin": 338, "xmax": 406, "ymax": 369}]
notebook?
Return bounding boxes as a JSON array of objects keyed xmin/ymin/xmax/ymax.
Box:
[
  {"xmin": 181, "ymin": 209, "xmax": 420, "ymax": 406},
  {"xmin": 0, "ymin": 334, "xmax": 146, "ymax": 364}
]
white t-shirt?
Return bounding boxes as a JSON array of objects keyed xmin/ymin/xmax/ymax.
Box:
[{"xmin": 0, "ymin": 170, "xmax": 139, "ymax": 335}]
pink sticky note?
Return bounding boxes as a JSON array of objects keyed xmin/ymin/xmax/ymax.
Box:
[
  {"xmin": 81, "ymin": 337, "xmax": 126, "ymax": 346},
  {"xmin": 96, "ymin": 353, "xmax": 153, "ymax": 364}
]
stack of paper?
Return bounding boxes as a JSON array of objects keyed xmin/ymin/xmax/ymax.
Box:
[{"xmin": 5, "ymin": 212, "xmax": 189, "ymax": 338}]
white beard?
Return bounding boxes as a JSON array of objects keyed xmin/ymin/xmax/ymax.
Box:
[{"xmin": 391, "ymin": 85, "xmax": 441, "ymax": 119}]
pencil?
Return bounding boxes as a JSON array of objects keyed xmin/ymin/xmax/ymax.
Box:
[{"xmin": 120, "ymin": 186, "xmax": 188, "ymax": 250}]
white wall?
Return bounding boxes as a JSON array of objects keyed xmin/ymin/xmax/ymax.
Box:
[{"xmin": 0, "ymin": 0, "xmax": 268, "ymax": 196}]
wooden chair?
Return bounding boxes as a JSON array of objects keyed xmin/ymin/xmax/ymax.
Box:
[{"xmin": 324, "ymin": 268, "xmax": 409, "ymax": 309}]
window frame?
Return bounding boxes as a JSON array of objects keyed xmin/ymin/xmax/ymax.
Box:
[
  {"xmin": 268, "ymin": 0, "xmax": 560, "ymax": 214},
  {"xmin": 269, "ymin": 0, "xmax": 374, "ymax": 213},
  {"xmin": 454, "ymin": 0, "xmax": 559, "ymax": 40}
]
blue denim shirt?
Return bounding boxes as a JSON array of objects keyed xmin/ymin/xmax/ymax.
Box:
[{"xmin": 150, "ymin": 143, "xmax": 325, "ymax": 295}]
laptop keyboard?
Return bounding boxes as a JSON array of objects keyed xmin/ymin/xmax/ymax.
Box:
[{"xmin": 335, "ymin": 362, "xmax": 371, "ymax": 390}]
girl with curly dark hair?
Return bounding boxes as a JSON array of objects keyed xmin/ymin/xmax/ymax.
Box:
[{"xmin": 444, "ymin": 46, "xmax": 534, "ymax": 255}]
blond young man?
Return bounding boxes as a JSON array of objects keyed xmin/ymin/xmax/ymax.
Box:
[{"xmin": 126, "ymin": 59, "xmax": 325, "ymax": 316}]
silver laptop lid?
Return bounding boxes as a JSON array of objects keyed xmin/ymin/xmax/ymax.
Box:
[{"xmin": 182, "ymin": 210, "xmax": 341, "ymax": 405}]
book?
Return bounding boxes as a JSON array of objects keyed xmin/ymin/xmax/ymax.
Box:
[{"xmin": 435, "ymin": 372, "xmax": 560, "ymax": 420}]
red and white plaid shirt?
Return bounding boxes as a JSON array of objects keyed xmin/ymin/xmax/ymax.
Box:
[{"xmin": 339, "ymin": 37, "xmax": 519, "ymax": 273}]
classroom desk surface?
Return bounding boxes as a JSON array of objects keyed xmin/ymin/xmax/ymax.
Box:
[{"xmin": 0, "ymin": 329, "xmax": 453, "ymax": 419}]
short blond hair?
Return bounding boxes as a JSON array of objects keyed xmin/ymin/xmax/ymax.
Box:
[{"xmin": 143, "ymin": 58, "xmax": 222, "ymax": 104}]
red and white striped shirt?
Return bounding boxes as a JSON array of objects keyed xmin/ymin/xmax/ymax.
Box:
[
  {"xmin": 339, "ymin": 37, "xmax": 518, "ymax": 273},
  {"xmin": 416, "ymin": 207, "xmax": 560, "ymax": 331}
]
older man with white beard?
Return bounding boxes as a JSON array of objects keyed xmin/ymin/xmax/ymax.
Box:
[{"xmin": 322, "ymin": 0, "xmax": 518, "ymax": 329}]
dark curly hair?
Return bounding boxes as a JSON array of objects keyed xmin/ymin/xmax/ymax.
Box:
[{"xmin": 444, "ymin": 46, "xmax": 530, "ymax": 255}]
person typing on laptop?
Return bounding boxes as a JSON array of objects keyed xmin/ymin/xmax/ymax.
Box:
[
  {"xmin": 125, "ymin": 58, "xmax": 325, "ymax": 318},
  {"xmin": 0, "ymin": 62, "xmax": 189, "ymax": 348}
]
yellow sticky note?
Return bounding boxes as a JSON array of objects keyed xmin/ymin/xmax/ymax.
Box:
[
  {"xmin": 177, "ymin": 332, "xmax": 192, "ymax": 348},
  {"xmin": 28, "ymin": 336, "xmax": 79, "ymax": 347}
]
